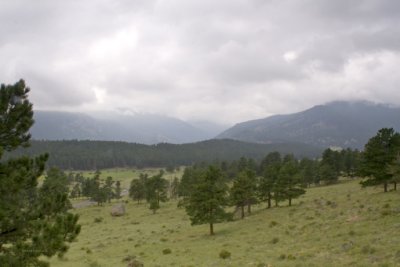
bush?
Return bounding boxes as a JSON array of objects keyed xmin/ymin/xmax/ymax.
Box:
[
  {"xmin": 219, "ymin": 249, "xmax": 231, "ymax": 259},
  {"xmin": 162, "ymin": 248, "xmax": 172, "ymax": 255},
  {"xmin": 94, "ymin": 217, "xmax": 103, "ymax": 223},
  {"xmin": 271, "ymin": 237, "xmax": 279, "ymax": 244},
  {"xmin": 269, "ymin": 221, "xmax": 278, "ymax": 227}
]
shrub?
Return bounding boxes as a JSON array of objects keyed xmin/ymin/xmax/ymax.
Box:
[
  {"xmin": 162, "ymin": 248, "xmax": 172, "ymax": 255},
  {"xmin": 381, "ymin": 209, "xmax": 391, "ymax": 216},
  {"xmin": 271, "ymin": 237, "xmax": 279, "ymax": 244},
  {"xmin": 219, "ymin": 250, "xmax": 231, "ymax": 259},
  {"xmin": 94, "ymin": 217, "xmax": 103, "ymax": 223},
  {"xmin": 269, "ymin": 221, "xmax": 278, "ymax": 227}
]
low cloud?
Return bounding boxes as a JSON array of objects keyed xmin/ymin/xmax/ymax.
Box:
[{"xmin": 0, "ymin": 0, "xmax": 399, "ymax": 124}]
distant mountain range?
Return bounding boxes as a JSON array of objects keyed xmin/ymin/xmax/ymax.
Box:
[
  {"xmin": 30, "ymin": 111, "xmax": 228, "ymax": 145},
  {"xmin": 217, "ymin": 101, "xmax": 400, "ymax": 149},
  {"xmin": 31, "ymin": 101, "xmax": 400, "ymax": 149}
]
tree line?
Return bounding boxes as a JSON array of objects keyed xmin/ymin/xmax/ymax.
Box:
[
  {"xmin": 68, "ymin": 171, "xmax": 122, "ymax": 205},
  {"xmin": 6, "ymin": 139, "xmax": 322, "ymax": 170}
]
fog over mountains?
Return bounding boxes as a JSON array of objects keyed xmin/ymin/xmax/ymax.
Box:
[
  {"xmin": 31, "ymin": 101, "xmax": 400, "ymax": 149},
  {"xmin": 217, "ymin": 101, "xmax": 400, "ymax": 149},
  {"xmin": 31, "ymin": 111, "xmax": 227, "ymax": 145}
]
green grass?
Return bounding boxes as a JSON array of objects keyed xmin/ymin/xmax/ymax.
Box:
[{"xmin": 49, "ymin": 179, "xmax": 400, "ymax": 267}]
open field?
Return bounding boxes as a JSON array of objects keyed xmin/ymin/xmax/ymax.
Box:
[{"xmin": 49, "ymin": 179, "xmax": 399, "ymax": 267}]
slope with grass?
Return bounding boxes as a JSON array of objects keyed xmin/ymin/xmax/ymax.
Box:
[{"xmin": 50, "ymin": 179, "xmax": 399, "ymax": 267}]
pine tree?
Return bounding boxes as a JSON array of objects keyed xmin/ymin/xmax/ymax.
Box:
[
  {"xmin": 386, "ymin": 154, "xmax": 400, "ymax": 190},
  {"xmin": 185, "ymin": 166, "xmax": 229, "ymax": 235},
  {"xmin": 114, "ymin": 180, "xmax": 122, "ymax": 200},
  {"xmin": 169, "ymin": 177, "xmax": 180, "ymax": 199},
  {"xmin": 359, "ymin": 128, "xmax": 400, "ymax": 192},
  {"xmin": 104, "ymin": 176, "xmax": 114, "ymax": 203},
  {"xmin": 276, "ymin": 155, "xmax": 305, "ymax": 206},
  {"xmin": 258, "ymin": 152, "xmax": 281, "ymax": 208},
  {"xmin": 145, "ymin": 172, "xmax": 168, "ymax": 213},
  {"xmin": 230, "ymin": 169, "xmax": 257, "ymax": 219},
  {"xmin": 129, "ymin": 178, "xmax": 146, "ymax": 203},
  {"xmin": 0, "ymin": 80, "xmax": 80, "ymax": 266}
]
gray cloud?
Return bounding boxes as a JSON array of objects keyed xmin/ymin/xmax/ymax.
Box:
[{"xmin": 0, "ymin": 0, "xmax": 399, "ymax": 124}]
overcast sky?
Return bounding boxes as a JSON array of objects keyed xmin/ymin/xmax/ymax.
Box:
[{"xmin": 1, "ymin": 0, "xmax": 399, "ymax": 125}]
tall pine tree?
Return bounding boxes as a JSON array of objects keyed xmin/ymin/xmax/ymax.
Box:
[
  {"xmin": 0, "ymin": 80, "xmax": 80, "ymax": 266},
  {"xmin": 359, "ymin": 128, "xmax": 400, "ymax": 192},
  {"xmin": 185, "ymin": 166, "xmax": 229, "ymax": 235}
]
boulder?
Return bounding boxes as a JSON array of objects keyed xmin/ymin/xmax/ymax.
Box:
[{"xmin": 110, "ymin": 203, "xmax": 125, "ymax": 217}]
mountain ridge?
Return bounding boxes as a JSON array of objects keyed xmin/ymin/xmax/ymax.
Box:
[
  {"xmin": 30, "ymin": 110, "xmax": 223, "ymax": 145},
  {"xmin": 216, "ymin": 101, "xmax": 400, "ymax": 149}
]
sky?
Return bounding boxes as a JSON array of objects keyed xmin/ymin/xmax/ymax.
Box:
[{"xmin": 1, "ymin": 0, "xmax": 399, "ymax": 125}]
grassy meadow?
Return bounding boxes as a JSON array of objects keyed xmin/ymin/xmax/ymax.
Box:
[{"xmin": 49, "ymin": 173, "xmax": 399, "ymax": 267}]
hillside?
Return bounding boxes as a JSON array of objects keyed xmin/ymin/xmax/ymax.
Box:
[
  {"xmin": 30, "ymin": 111, "xmax": 219, "ymax": 144},
  {"xmin": 217, "ymin": 101, "xmax": 400, "ymax": 149},
  {"xmin": 8, "ymin": 139, "xmax": 322, "ymax": 170},
  {"xmin": 49, "ymin": 178, "xmax": 400, "ymax": 267}
]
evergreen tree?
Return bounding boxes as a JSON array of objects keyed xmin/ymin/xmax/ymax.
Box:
[
  {"xmin": 0, "ymin": 80, "xmax": 80, "ymax": 266},
  {"xmin": 320, "ymin": 148, "xmax": 341, "ymax": 183},
  {"xmin": 104, "ymin": 176, "xmax": 114, "ymax": 203},
  {"xmin": 359, "ymin": 128, "xmax": 400, "ymax": 192},
  {"xmin": 258, "ymin": 152, "xmax": 281, "ymax": 208},
  {"xmin": 169, "ymin": 177, "xmax": 180, "ymax": 199},
  {"xmin": 298, "ymin": 158, "xmax": 318, "ymax": 187},
  {"xmin": 129, "ymin": 178, "xmax": 146, "ymax": 203},
  {"xmin": 230, "ymin": 169, "xmax": 257, "ymax": 219},
  {"xmin": 114, "ymin": 180, "xmax": 122, "ymax": 200},
  {"xmin": 70, "ymin": 183, "xmax": 81, "ymax": 199},
  {"xmin": 387, "ymin": 154, "xmax": 400, "ymax": 190},
  {"xmin": 276, "ymin": 155, "xmax": 305, "ymax": 206},
  {"xmin": 145, "ymin": 172, "xmax": 168, "ymax": 213},
  {"xmin": 185, "ymin": 166, "xmax": 229, "ymax": 235}
]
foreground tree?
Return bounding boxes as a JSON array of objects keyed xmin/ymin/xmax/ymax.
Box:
[
  {"xmin": 359, "ymin": 128, "xmax": 400, "ymax": 192},
  {"xmin": 0, "ymin": 80, "xmax": 80, "ymax": 266},
  {"xmin": 185, "ymin": 166, "xmax": 229, "ymax": 235}
]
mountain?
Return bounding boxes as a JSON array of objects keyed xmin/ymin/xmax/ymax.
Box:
[
  {"xmin": 216, "ymin": 101, "xmax": 400, "ymax": 149},
  {"xmin": 30, "ymin": 111, "xmax": 212, "ymax": 144}
]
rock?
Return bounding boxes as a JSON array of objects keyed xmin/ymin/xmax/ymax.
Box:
[{"xmin": 111, "ymin": 203, "xmax": 125, "ymax": 217}]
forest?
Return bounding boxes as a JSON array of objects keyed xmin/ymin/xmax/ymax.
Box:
[{"xmin": 7, "ymin": 139, "xmax": 322, "ymax": 170}]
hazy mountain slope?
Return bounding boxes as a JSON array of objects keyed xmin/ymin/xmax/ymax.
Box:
[
  {"xmin": 31, "ymin": 111, "xmax": 209, "ymax": 144},
  {"xmin": 217, "ymin": 101, "xmax": 400, "ymax": 149}
]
